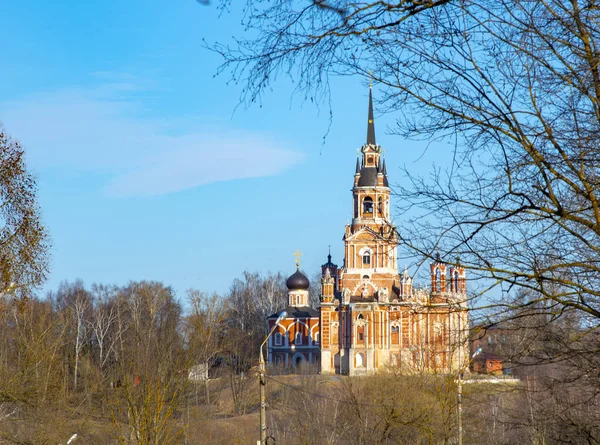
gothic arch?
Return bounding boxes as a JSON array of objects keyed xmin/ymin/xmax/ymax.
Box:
[
  {"xmin": 352, "ymin": 280, "xmax": 377, "ymax": 296},
  {"xmin": 355, "ymin": 352, "xmax": 365, "ymax": 368},
  {"xmin": 310, "ymin": 324, "xmax": 320, "ymax": 344}
]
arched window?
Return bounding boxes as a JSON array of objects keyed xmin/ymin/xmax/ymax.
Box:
[
  {"xmin": 436, "ymin": 268, "xmax": 442, "ymax": 292},
  {"xmin": 454, "ymin": 271, "xmax": 459, "ymax": 292},
  {"xmin": 356, "ymin": 352, "xmax": 365, "ymax": 368},
  {"xmin": 362, "ymin": 252, "xmax": 371, "ymax": 266},
  {"xmin": 378, "ymin": 197, "xmax": 383, "ymax": 215},
  {"xmin": 274, "ymin": 332, "xmax": 282, "ymax": 346},
  {"xmin": 295, "ymin": 332, "xmax": 303, "ymax": 346},
  {"xmin": 357, "ymin": 313, "xmax": 364, "ymax": 320},
  {"xmin": 354, "ymin": 197, "xmax": 358, "ymax": 218},
  {"xmin": 363, "ymin": 197, "xmax": 374, "ymax": 214}
]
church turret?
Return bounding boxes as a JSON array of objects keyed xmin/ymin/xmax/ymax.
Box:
[
  {"xmin": 321, "ymin": 268, "xmax": 335, "ymax": 303},
  {"xmin": 287, "ymin": 250, "xmax": 310, "ymax": 307},
  {"xmin": 321, "ymin": 248, "xmax": 338, "ymax": 303},
  {"xmin": 366, "ymin": 85, "xmax": 376, "ymax": 145},
  {"xmin": 431, "ymin": 253, "xmax": 447, "ymax": 294},
  {"xmin": 400, "ymin": 266, "xmax": 413, "ymax": 298},
  {"xmin": 449, "ymin": 258, "xmax": 466, "ymax": 294},
  {"xmin": 352, "ymin": 85, "xmax": 391, "ymax": 227}
]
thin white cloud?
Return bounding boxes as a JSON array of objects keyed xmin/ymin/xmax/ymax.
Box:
[
  {"xmin": 0, "ymin": 79, "xmax": 304, "ymax": 197},
  {"xmin": 105, "ymin": 137, "xmax": 303, "ymax": 197}
]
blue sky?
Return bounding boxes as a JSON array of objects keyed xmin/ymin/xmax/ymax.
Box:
[{"xmin": 1, "ymin": 0, "xmax": 448, "ymax": 298}]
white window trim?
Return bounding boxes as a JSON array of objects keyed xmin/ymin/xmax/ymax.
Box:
[{"xmin": 274, "ymin": 332, "xmax": 282, "ymax": 346}]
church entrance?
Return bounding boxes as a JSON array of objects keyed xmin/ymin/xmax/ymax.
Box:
[{"xmin": 292, "ymin": 353, "xmax": 306, "ymax": 367}]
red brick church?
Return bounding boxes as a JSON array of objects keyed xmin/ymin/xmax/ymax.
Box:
[{"xmin": 268, "ymin": 88, "xmax": 469, "ymax": 374}]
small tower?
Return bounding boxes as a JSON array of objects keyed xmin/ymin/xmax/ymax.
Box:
[
  {"xmin": 287, "ymin": 259, "xmax": 310, "ymax": 307},
  {"xmin": 448, "ymin": 258, "xmax": 466, "ymax": 295},
  {"xmin": 400, "ymin": 266, "xmax": 413, "ymax": 298},
  {"xmin": 430, "ymin": 253, "xmax": 447, "ymax": 294},
  {"xmin": 321, "ymin": 247, "xmax": 338, "ymax": 289},
  {"xmin": 268, "ymin": 251, "xmax": 321, "ymax": 369},
  {"xmin": 286, "ymin": 270, "xmax": 310, "ymax": 306},
  {"xmin": 321, "ymin": 268, "xmax": 335, "ymax": 303}
]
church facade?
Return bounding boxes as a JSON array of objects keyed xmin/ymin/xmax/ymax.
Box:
[{"xmin": 268, "ymin": 88, "xmax": 469, "ymax": 375}]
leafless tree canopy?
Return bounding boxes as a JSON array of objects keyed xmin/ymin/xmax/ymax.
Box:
[{"xmin": 211, "ymin": 0, "xmax": 600, "ymax": 325}]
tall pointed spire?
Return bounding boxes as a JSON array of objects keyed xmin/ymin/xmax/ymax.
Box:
[{"xmin": 367, "ymin": 85, "xmax": 376, "ymax": 145}]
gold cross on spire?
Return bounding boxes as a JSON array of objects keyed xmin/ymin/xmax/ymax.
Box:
[{"xmin": 293, "ymin": 250, "xmax": 302, "ymax": 268}]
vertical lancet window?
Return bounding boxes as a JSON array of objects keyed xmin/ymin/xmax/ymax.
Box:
[
  {"xmin": 435, "ymin": 268, "xmax": 442, "ymax": 293},
  {"xmin": 362, "ymin": 251, "xmax": 371, "ymax": 267},
  {"xmin": 363, "ymin": 197, "xmax": 373, "ymax": 214}
]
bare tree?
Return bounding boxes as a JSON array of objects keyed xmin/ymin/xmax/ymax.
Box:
[
  {"xmin": 110, "ymin": 281, "xmax": 186, "ymax": 445},
  {"xmin": 0, "ymin": 125, "xmax": 49, "ymax": 299},
  {"xmin": 185, "ymin": 290, "xmax": 225, "ymax": 404},
  {"xmin": 211, "ymin": 0, "xmax": 600, "ymax": 326},
  {"xmin": 89, "ymin": 283, "xmax": 119, "ymax": 372},
  {"xmin": 52, "ymin": 280, "xmax": 92, "ymax": 392}
]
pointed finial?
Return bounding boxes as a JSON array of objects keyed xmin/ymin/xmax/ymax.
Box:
[
  {"xmin": 294, "ymin": 250, "xmax": 302, "ymax": 269},
  {"xmin": 355, "ymin": 157, "xmax": 360, "ymax": 174},
  {"xmin": 367, "ymin": 85, "xmax": 376, "ymax": 145},
  {"xmin": 369, "ymin": 70, "xmax": 373, "ymax": 89}
]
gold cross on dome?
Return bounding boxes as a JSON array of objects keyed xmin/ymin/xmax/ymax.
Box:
[{"xmin": 293, "ymin": 250, "xmax": 302, "ymax": 268}]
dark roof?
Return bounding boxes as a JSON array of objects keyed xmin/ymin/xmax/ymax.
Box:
[
  {"xmin": 357, "ymin": 166, "xmax": 378, "ymax": 186},
  {"xmin": 267, "ymin": 305, "xmax": 320, "ymax": 319},
  {"xmin": 355, "ymin": 157, "xmax": 360, "ymax": 174},
  {"xmin": 367, "ymin": 87, "xmax": 376, "ymax": 145},
  {"xmin": 286, "ymin": 269, "xmax": 310, "ymax": 290},
  {"xmin": 476, "ymin": 352, "xmax": 503, "ymax": 361},
  {"xmin": 321, "ymin": 251, "xmax": 337, "ymax": 270}
]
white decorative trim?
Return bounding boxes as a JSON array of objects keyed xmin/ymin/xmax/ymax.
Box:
[{"xmin": 358, "ymin": 246, "xmax": 373, "ymax": 255}]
